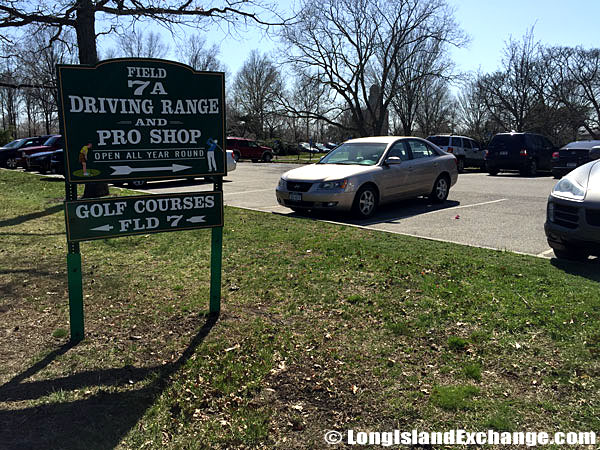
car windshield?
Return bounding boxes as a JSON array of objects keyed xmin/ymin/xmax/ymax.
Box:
[
  {"xmin": 488, "ymin": 134, "xmax": 525, "ymax": 149},
  {"xmin": 318, "ymin": 142, "xmax": 388, "ymax": 165},
  {"xmin": 43, "ymin": 136, "xmax": 60, "ymax": 146},
  {"xmin": 3, "ymin": 139, "xmax": 23, "ymax": 149}
]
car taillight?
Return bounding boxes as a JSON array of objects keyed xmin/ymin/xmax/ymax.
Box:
[
  {"xmin": 484, "ymin": 150, "xmax": 489, "ymax": 159},
  {"xmin": 552, "ymin": 151, "xmax": 559, "ymax": 160},
  {"xmin": 520, "ymin": 149, "xmax": 528, "ymax": 156},
  {"xmin": 447, "ymin": 147, "xmax": 454, "ymax": 153}
]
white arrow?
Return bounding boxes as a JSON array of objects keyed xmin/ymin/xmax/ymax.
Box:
[
  {"xmin": 110, "ymin": 164, "xmax": 191, "ymax": 176},
  {"xmin": 91, "ymin": 224, "xmax": 114, "ymax": 232},
  {"xmin": 186, "ymin": 216, "xmax": 206, "ymax": 223}
]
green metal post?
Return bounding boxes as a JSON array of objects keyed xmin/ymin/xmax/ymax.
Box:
[
  {"xmin": 67, "ymin": 251, "xmax": 84, "ymax": 342},
  {"xmin": 209, "ymin": 226, "xmax": 223, "ymax": 314},
  {"xmin": 209, "ymin": 176, "xmax": 223, "ymax": 315},
  {"xmin": 66, "ymin": 182, "xmax": 84, "ymax": 342}
]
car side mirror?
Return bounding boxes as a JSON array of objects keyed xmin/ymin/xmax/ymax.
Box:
[
  {"xmin": 590, "ymin": 146, "xmax": 600, "ymax": 161},
  {"xmin": 385, "ymin": 156, "xmax": 403, "ymax": 165}
]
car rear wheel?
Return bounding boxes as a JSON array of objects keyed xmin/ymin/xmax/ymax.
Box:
[
  {"xmin": 429, "ymin": 175, "xmax": 450, "ymax": 203},
  {"xmin": 553, "ymin": 247, "xmax": 589, "ymax": 261},
  {"xmin": 233, "ymin": 151, "xmax": 240, "ymax": 162},
  {"xmin": 40, "ymin": 160, "xmax": 51, "ymax": 174},
  {"xmin": 5, "ymin": 157, "xmax": 18, "ymax": 169},
  {"xmin": 456, "ymin": 157, "xmax": 465, "ymax": 173},
  {"xmin": 521, "ymin": 159, "xmax": 537, "ymax": 177},
  {"xmin": 352, "ymin": 185, "xmax": 378, "ymax": 219}
]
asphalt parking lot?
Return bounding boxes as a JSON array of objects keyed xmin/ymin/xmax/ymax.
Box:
[{"xmin": 143, "ymin": 162, "xmax": 559, "ymax": 258}]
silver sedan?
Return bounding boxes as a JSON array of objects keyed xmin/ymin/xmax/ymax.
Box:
[{"xmin": 276, "ymin": 136, "xmax": 458, "ymax": 218}]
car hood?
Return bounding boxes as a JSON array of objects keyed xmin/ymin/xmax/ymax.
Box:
[
  {"xmin": 586, "ymin": 160, "xmax": 600, "ymax": 202},
  {"xmin": 282, "ymin": 163, "xmax": 376, "ymax": 182},
  {"xmin": 28, "ymin": 149, "xmax": 56, "ymax": 158}
]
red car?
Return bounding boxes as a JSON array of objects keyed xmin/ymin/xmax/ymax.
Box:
[
  {"xmin": 226, "ymin": 137, "xmax": 274, "ymax": 162},
  {"xmin": 19, "ymin": 135, "xmax": 63, "ymax": 168}
]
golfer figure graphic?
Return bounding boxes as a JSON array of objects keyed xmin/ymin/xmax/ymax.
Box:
[
  {"xmin": 206, "ymin": 138, "xmax": 218, "ymax": 172},
  {"xmin": 79, "ymin": 142, "xmax": 92, "ymax": 176}
]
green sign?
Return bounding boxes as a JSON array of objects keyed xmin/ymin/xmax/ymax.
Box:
[
  {"xmin": 57, "ymin": 59, "xmax": 226, "ymax": 183},
  {"xmin": 65, "ymin": 192, "xmax": 223, "ymax": 241}
]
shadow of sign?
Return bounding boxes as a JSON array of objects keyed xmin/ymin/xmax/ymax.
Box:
[
  {"xmin": 0, "ymin": 314, "xmax": 218, "ymax": 449},
  {"xmin": 0, "ymin": 204, "xmax": 63, "ymax": 228}
]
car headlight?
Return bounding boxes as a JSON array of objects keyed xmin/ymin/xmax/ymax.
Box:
[
  {"xmin": 552, "ymin": 177, "xmax": 586, "ymax": 201},
  {"xmin": 318, "ymin": 179, "xmax": 348, "ymax": 190},
  {"xmin": 278, "ymin": 178, "xmax": 286, "ymax": 189}
]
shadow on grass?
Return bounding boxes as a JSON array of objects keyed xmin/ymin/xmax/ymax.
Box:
[
  {"xmin": 0, "ymin": 204, "xmax": 63, "ymax": 228},
  {"xmin": 550, "ymin": 257, "xmax": 600, "ymax": 282},
  {"xmin": 0, "ymin": 313, "xmax": 218, "ymax": 449}
]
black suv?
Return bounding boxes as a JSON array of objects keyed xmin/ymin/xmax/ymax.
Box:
[{"xmin": 485, "ymin": 132, "xmax": 556, "ymax": 176}]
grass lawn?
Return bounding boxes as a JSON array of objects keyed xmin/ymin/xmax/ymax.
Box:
[{"xmin": 1, "ymin": 169, "xmax": 599, "ymax": 449}]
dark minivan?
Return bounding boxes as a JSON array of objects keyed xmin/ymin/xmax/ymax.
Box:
[
  {"xmin": 551, "ymin": 140, "xmax": 600, "ymax": 179},
  {"xmin": 485, "ymin": 132, "xmax": 556, "ymax": 176}
]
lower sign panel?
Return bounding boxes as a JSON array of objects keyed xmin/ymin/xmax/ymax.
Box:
[{"xmin": 65, "ymin": 192, "xmax": 223, "ymax": 241}]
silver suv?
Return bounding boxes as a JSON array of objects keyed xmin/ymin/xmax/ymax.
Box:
[{"xmin": 426, "ymin": 135, "xmax": 484, "ymax": 173}]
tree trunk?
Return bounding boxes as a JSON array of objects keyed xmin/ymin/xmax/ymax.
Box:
[{"xmin": 74, "ymin": 0, "xmax": 108, "ymax": 198}]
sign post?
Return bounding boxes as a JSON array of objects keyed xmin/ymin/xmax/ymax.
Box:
[{"xmin": 57, "ymin": 58, "xmax": 226, "ymax": 341}]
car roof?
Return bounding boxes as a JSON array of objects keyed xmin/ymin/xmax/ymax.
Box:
[
  {"xmin": 562, "ymin": 140, "xmax": 600, "ymax": 149},
  {"xmin": 345, "ymin": 136, "xmax": 421, "ymax": 144}
]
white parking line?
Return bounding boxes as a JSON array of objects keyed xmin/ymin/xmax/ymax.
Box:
[
  {"xmin": 536, "ymin": 248, "xmax": 555, "ymax": 258},
  {"xmin": 224, "ymin": 188, "xmax": 275, "ymax": 196}
]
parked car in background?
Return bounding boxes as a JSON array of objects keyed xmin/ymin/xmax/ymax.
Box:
[
  {"xmin": 545, "ymin": 147, "xmax": 600, "ymax": 260},
  {"xmin": 551, "ymin": 140, "xmax": 600, "ymax": 179},
  {"xmin": 298, "ymin": 142, "xmax": 318, "ymax": 154},
  {"xmin": 276, "ymin": 136, "xmax": 458, "ymax": 218},
  {"xmin": 25, "ymin": 149, "xmax": 64, "ymax": 174},
  {"xmin": 226, "ymin": 137, "xmax": 274, "ymax": 162},
  {"xmin": 0, "ymin": 136, "xmax": 51, "ymax": 169},
  {"xmin": 314, "ymin": 143, "xmax": 330, "ymax": 153},
  {"xmin": 18, "ymin": 135, "xmax": 63, "ymax": 168},
  {"xmin": 485, "ymin": 132, "xmax": 556, "ymax": 176},
  {"xmin": 426, "ymin": 135, "xmax": 484, "ymax": 172}
]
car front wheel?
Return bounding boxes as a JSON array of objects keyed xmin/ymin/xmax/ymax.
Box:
[
  {"xmin": 429, "ymin": 175, "xmax": 450, "ymax": 203},
  {"xmin": 262, "ymin": 152, "xmax": 273, "ymax": 162},
  {"xmin": 352, "ymin": 185, "xmax": 378, "ymax": 219},
  {"xmin": 5, "ymin": 157, "xmax": 18, "ymax": 169}
]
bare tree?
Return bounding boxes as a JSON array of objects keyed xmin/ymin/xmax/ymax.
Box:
[
  {"xmin": 476, "ymin": 30, "xmax": 541, "ymax": 132},
  {"xmin": 0, "ymin": 0, "xmax": 282, "ymax": 198},
  {"xmin": 176, "ymin": 34, "xmax": 224, "ymax": 71},
  {"xmin": 542, "ymin": 46, "xmax": 600, "ymax": 139},
  {"xmin": 414, "ymin": 77, "xmax": 455, "ymax": 137},
  {"xmin": 231, "ymin": 50, "xmax": 283, "ymax": 139},
  {"xmin": 280, "ymin": 0, "xmax": 465, "ymax": 137},
  {"xmin": 116, "ymin": 29, "xmax": 169, "ymax": 58},
  {"xmin": 456, "ymin": 76, "xmax": 494, "ymax": 143}
]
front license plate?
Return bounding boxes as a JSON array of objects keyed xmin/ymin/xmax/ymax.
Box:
[
  {"xmin": 289, "ymin": 192, "xmax": 302, "ymax": 202},
  {"xmin": 499, "ymin": 151, "xmax": 508, "ymax": 156},
  {"xmin": 567, "ymin": 162, "xmax": 577, "ymax": 168}
]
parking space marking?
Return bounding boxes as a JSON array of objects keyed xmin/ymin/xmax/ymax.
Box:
[
  {"xmin": 224, "ymin": 188, "xmax": 275, "ymax": 196},
  {"xmin": 370, "ymin": 198, "xmax": 508, "ymax": 225}
]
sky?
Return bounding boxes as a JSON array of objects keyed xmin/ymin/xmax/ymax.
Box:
[
  {"xmin": 192, "ymin": 0, "xmax": 600, "ymax": 79},
  {"xmin": 97, "ymin": 0, "xmax": 600, "ymax": 80}
]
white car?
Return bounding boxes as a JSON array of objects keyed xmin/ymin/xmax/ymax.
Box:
[{"xmin": 276, "ymin": 136, "xmax": 458, "ymax": 218}]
